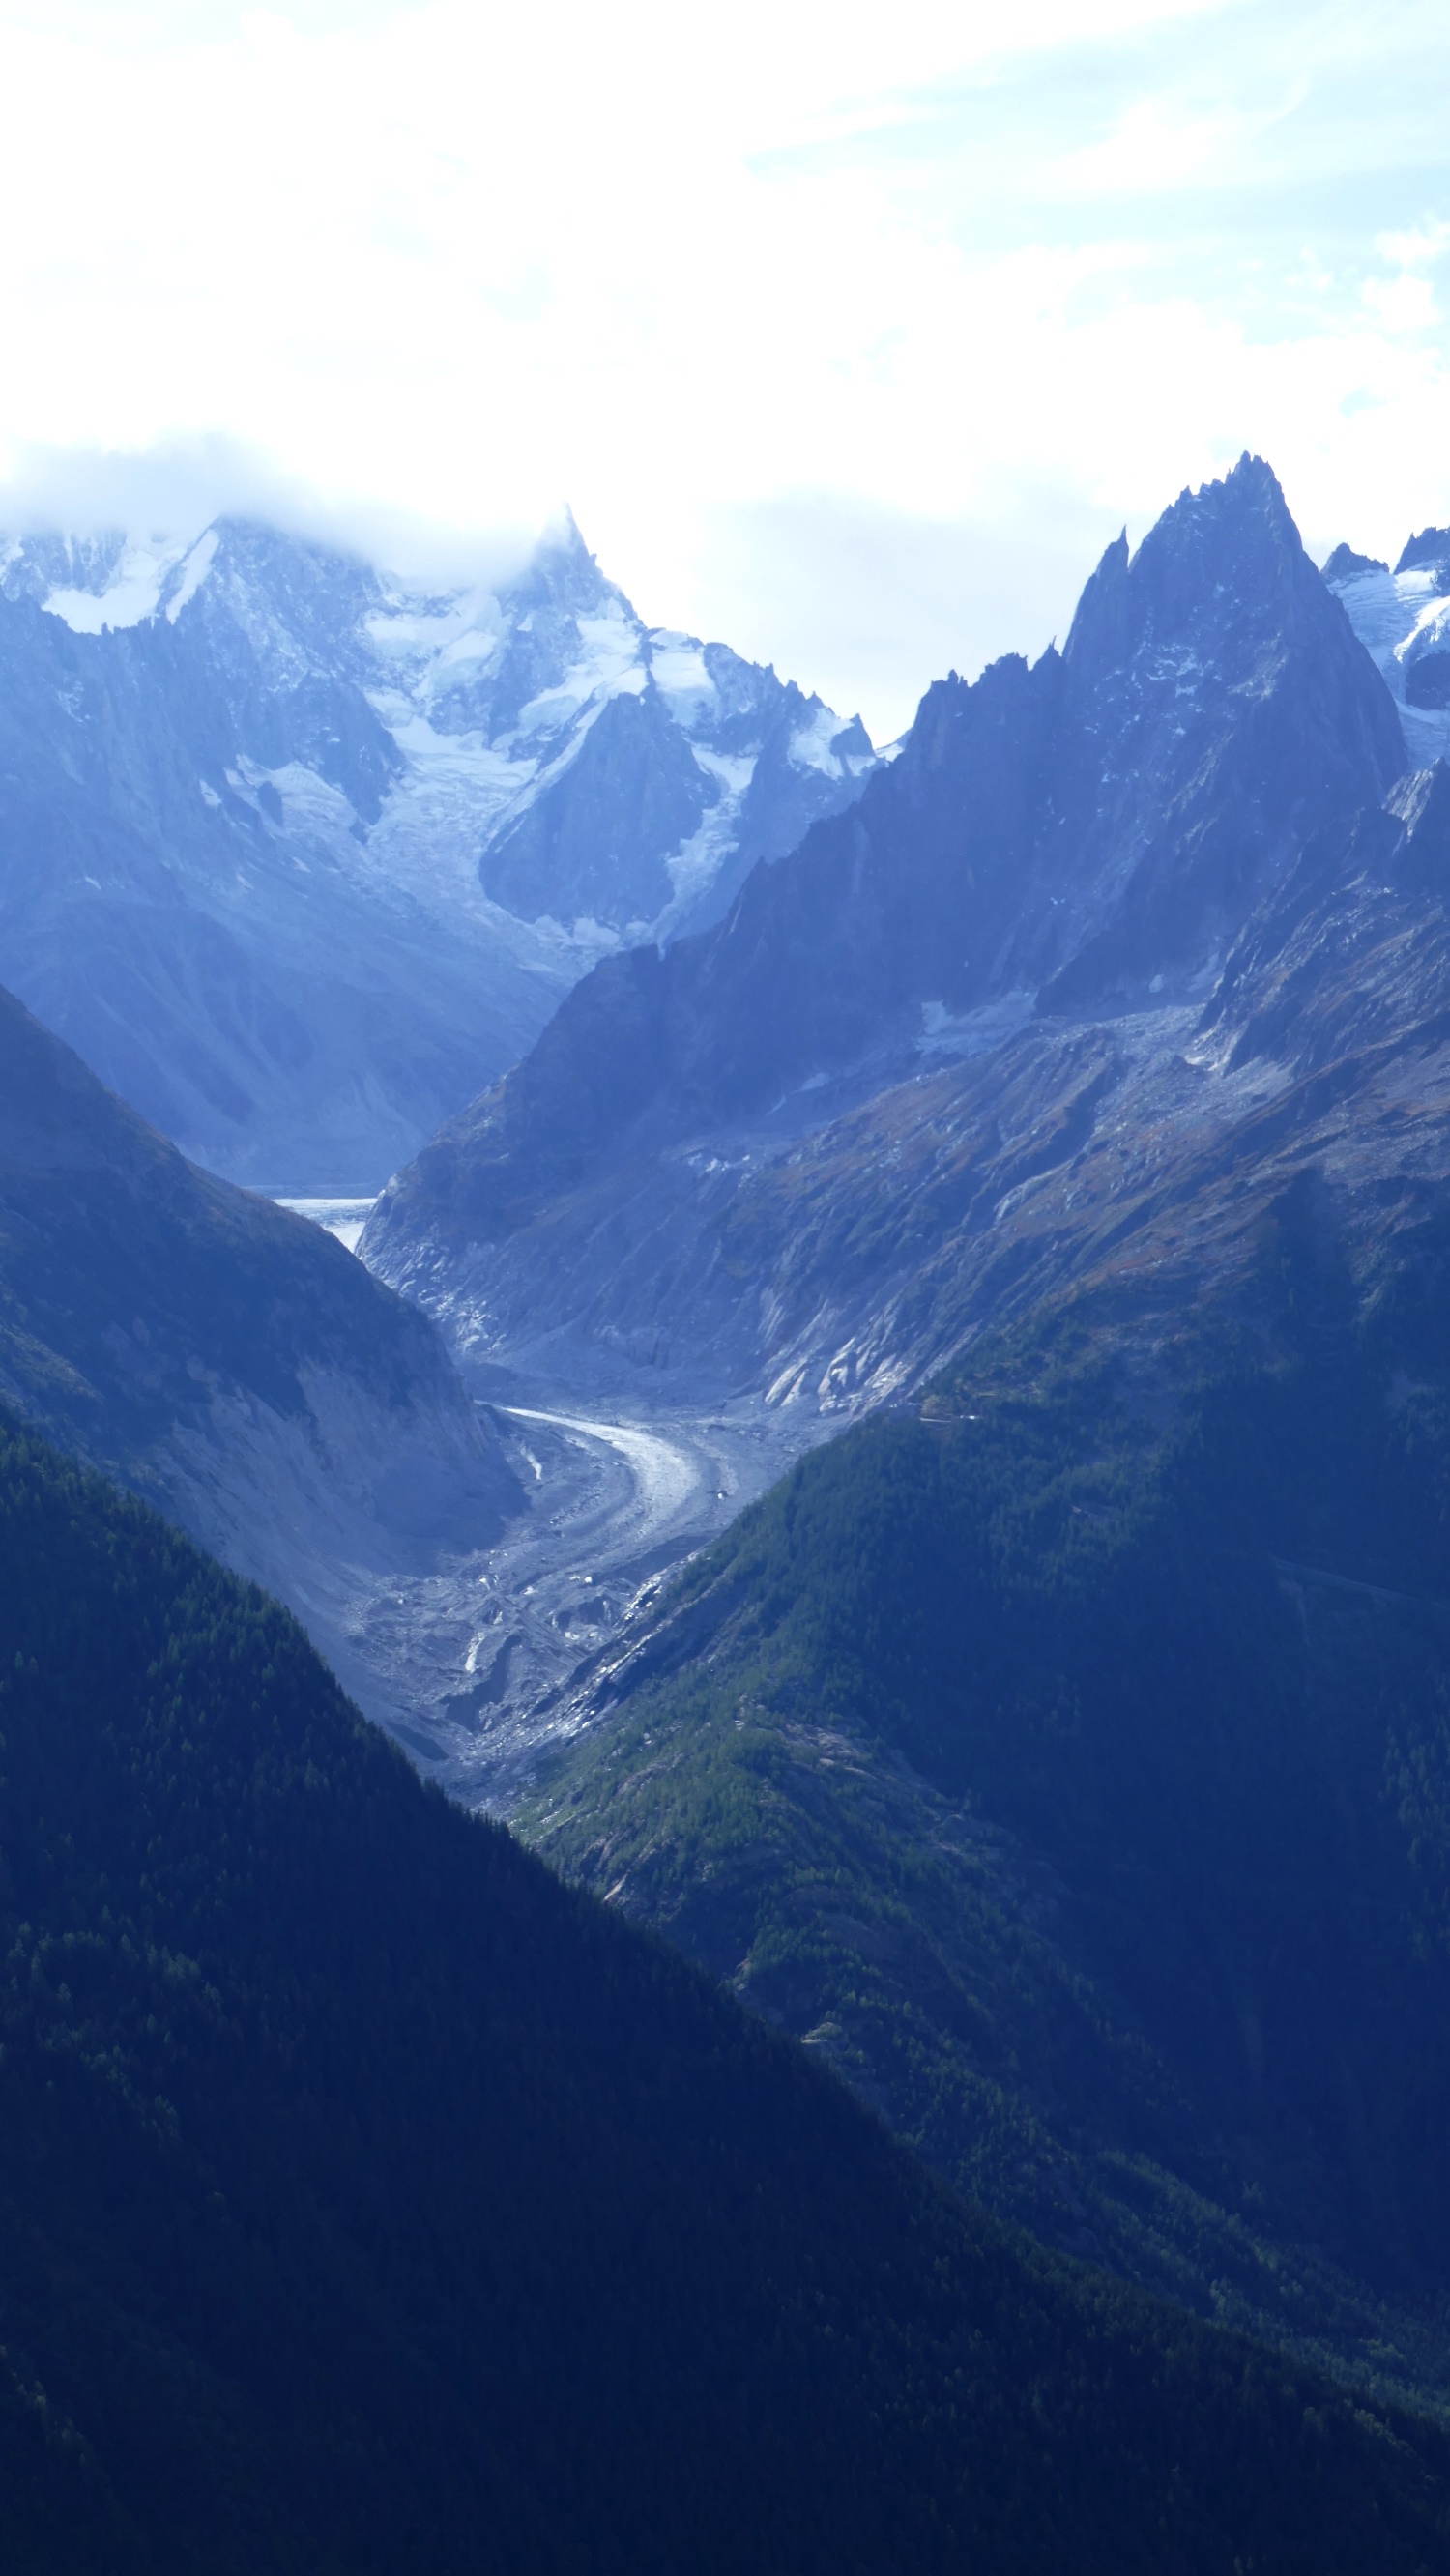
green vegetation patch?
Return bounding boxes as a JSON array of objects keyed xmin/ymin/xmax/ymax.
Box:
[{"xmin": 522, "ymin": 1198, "xmax": 1450, "ymax": 2416}]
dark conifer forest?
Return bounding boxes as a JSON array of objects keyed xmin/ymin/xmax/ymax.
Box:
[
  {"xmin": 524, "ymin": 1194, "xmax": 1450, "ymax": 2416},
  {"xmin": 0, "ymin": 1414, "xmax": 1447, "ymax": 2570}
]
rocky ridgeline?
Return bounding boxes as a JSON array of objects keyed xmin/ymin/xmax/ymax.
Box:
[{"xmin": 365, "ymin": 456, "xmax": 1442, "ymax": 1407}]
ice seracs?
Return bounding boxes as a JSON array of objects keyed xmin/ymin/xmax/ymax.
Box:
[{"xmin": 1325, "ymin": 530, "xmax": 1450, "ymax": 768}]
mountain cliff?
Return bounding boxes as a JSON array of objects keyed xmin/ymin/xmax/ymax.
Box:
[
  {"xmin": 0, "ymin": 514, "xmax": 873, "ymax": 1188},
  {"xmin": 398, "ymin": 745, "xmax": 1450, "ymax": 1412},
  {"xmin": 362, "ymin": 456, "xmax": 1406, "ymax": 1396}
]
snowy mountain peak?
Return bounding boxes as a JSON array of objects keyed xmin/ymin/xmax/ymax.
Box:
[
  {"xmin": 1328, "ymin": 535, "xmax": 1450, "ymax": 769},
  {"xmin": 1395, "ymin": 527, "xmax": 1450, "ymax": 583},
  {"xmin": 509, "ymin": 504, "xmax": 624, "ymax": 620},
  {"xmin": 0, "ymin": 506, "xmax": 877, "ymax": 1187},
  {"xmin": 1065, "ymin": 453, "xmax": 1306, "ymax": 697},
  {"xmin": 1321, "ymin": 543, "xmax": 1388, "ymax": 583},
  {"xmin": 2, "ymin": 501, "xmax": 877, "ymax": 932},
  {"xmin": 361, "ymin": 453, "xmax": 1406, "ymax": 1364},
  {"xmin": 0, "ymin": 526, "xmax": 200, "ymax": 632}
]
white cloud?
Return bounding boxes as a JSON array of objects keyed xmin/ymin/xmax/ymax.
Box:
[
  {"xmin": 1049, "ymin": 95, "xmax": 1276, "ymax": 197},
  {"xmin": 0, "ymin": 434, "xmax": 538, "ymax": 591},
  {"xmin": 0, "ymin": 0, "xmax": 1447, "ymax": 737},
  {"xmin": 1377, "ymin": 220, "xmax": 1450, "ymax": 269},
  {"xmin": 1363, "ymin": 274, "xmax": 1439, "ymax": 333}
]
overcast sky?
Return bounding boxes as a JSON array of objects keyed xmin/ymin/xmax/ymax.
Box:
[{"xmin": 2, "ymin": 0, "xmax": 1448, "ymax": 737}]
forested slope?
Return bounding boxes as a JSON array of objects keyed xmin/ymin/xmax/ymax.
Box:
[
  {"xmin": 0, "ymin": 978, "xmax": 514, "ymax": 1726},
  {"xmin": 522, "ymin": 1186, "xmax": 1450, "ymax": 2412},
  {"xmin": 0, "ymin": 1417, "xmax": 1446, "ymax": 2569}
]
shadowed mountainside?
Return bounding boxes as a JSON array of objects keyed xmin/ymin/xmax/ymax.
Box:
[
  {"xmin": 0, "ymin": 982, "xmax": 515, "ymax": 1633},
  {"xmin": 428, "ymin": 752, "xmax": 1450, "ymax": 1412},
  {"xmin": 516, "ymin": 1179, "xmax": 1450, "ymax": 2414},
  {"xmin": 0, "ymin": 1414, "xmax": 1447, "ymax": 2574}
]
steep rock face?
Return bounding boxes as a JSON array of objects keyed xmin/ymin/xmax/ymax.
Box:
[
  {"xmin": 480, "ymin": 678, "xmax": 715, "ymax": 921},
  {"xmin": 0, "ymin": 515, "xmax": 874, "ymax": 1186},
  {"xmin": 727, "ymin": 753, "xmax": 1450, "ymax": 1412},
  {"xmin": 1035, "ymin": 459, "xmax": 1402, "ymax": 1004},
  {"xmin": 365, "ymin": 757, "xmax": 1450, "ymax": 1413},
  {"xmin": 1321, "ymin": 543, "xmax": 1388, "ymax": 581},
  {"xmin": 1395, "ymin": 526, "xmax": 1450, "ymax": 580},
  {"xmin": 0, "ymin": 983, "xmax": 514, "ymax": 1680},
  {"xmin": 364, "ymin": 457, "xmax": 1405, "ymax": 1381}
]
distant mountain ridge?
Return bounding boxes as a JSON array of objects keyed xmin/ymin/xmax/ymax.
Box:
[
  {"xmin": 363, "ymin": 455, "xmax": 1409, "ymax": 1398},
  {"xmin": 0, "ymin": 512, "xmax": 874, "ymax": 1188}
]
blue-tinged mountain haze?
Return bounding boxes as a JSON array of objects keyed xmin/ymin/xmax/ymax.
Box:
[
  {"xmin": 0, "ymin": 511, "xmax": 873, "ymax": 1190},
  {"xmin": 365, "ymin": 456, "xmax": 1433, "ymax": 1408}
]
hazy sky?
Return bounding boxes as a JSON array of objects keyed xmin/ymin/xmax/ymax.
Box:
[{"xmin": 2, "ymin": 0, "xmax": 1448, "ymax": 737}]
